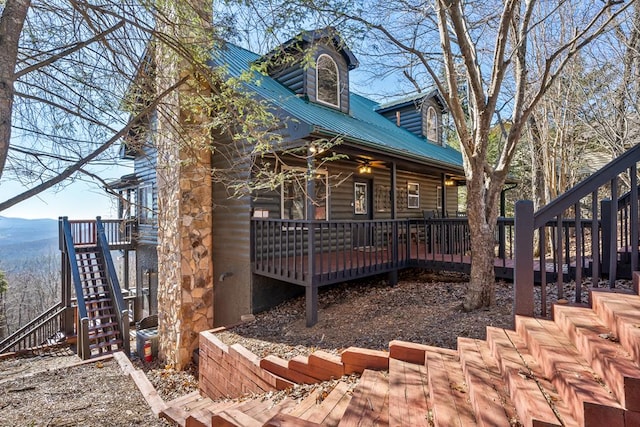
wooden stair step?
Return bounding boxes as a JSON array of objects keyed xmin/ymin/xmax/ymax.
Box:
[
  {"xmin": 232, "ymin": 395, "xmax": 296, "ymax": 423},
  {"xmin": 83, "ymin": 291, "xmax": 108, "ymax": 298},
  {"xmin": 79, "ymin": 269, "xmax": 105, "ymax": 275},
  {"xmin": 457, "ymin": 337, "xmax": 518, "ymax": 427},
  {"xmin": 84, "ymin": 297, "xmax": 112, "ymax": 304},
  {"xmin": 88, "ymin": 320, "xmax": 118, "ymax": 329},
  {"xmin": 260, "ymin": 355, "xmax": 319, "ymax": 384},
  {"xmin": 211, "ymin": 408, "xmax": 262, "ymax": 427},
  {"xmin": 162, "ymin": 393, "xmax": 237, "ymax": 427},
  {"xmin": 161, "ymin": 391, "xmax": 209, "ymax": 426},
  {"xmin": 89, "ymin": 338, "xmax": 122, "ymax": 351},
  {"xmin": 424, "ymin": 347, "xmax": 477, "ymax": 427},
  {"xmin": 389, "ymin": 340, "xmax": 432, "ymax": 364},
  {"xmin": 303, "ymin": 382, "xmax": 352, "ymax": 426},
  {"xmin": 185, "ymin": 400, "xmax": 242, "ymax": 427},
  {"xmin": 285, "ymin": 382, "xmax": 352, "ymax": 426},
  {"xmin": 554, "ymin": 303, "xmax": 640, "ymax": 411},
  {"xmin": 88, "ymin": 330, "xmax": 120, "ymax": 341},
  {"xmin": 516, "ymin": 316, "xmax": 625, "ymax": 427},
  {"xmin": 263, "ymin": 413, "xmax": 321, "ymax": 426},
  {"xmin": 81, "ymin": 280, "xmax": 107, "ymax": 287},
  {"xmin": 87, "ymin": 305, "xmax": 113, "ymax": 313},
  {"xmin": 591, "ymin": 291, "xmax": 640, "ymax": 362},
  {"xmin": 486, "ymin": 326, "xmax": 574, "ymax": 427},
  {"xmin": 338, "ymin": 369, "xmax": 389, "ymax": 427},
  {"xmin": 388, "ymin": 357, "xmax": 430, "ymax": 427}
]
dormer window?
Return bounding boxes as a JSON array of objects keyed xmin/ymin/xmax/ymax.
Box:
[
  {"xmin": 316, "ymin": 54, "xmax": 340, "ymax": 108},
  {"xmin": 426, "ymin": 106, "xmax": 438, "ymax": 143}
]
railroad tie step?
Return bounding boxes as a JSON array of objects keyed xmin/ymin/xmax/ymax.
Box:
[
  {"xmin": 591, "ymin": 291, "xmax": 640, "ymax": 362},
  {"xmin": 515, "ymin": 316, "xmax": 625, "ymax": 427},
  {"xmin": 456, "ymin": 337, "xmax": 518, "ymax": 427},
  {"xmin": 388, "ymin": 357, "xmax": 430, "ymax": 427},
  {"xmin": 423, "ymin": 346, "xmax": 477, "ymax": 427},
  {"xmin": 338, "ymin": 369, "xmax": 389, "ymax": 426},
  {"xmin": 554, "ymin": 303, "xmax": 640, "ymax": 411},
  {"xmin": 485, "ymin": 326, "xmax": 575, "ymax": 427}
]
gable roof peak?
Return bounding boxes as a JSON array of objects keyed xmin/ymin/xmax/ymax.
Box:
[{"xmin": 260, "ymin": 27, "xmax": 359, "ymax": 71}]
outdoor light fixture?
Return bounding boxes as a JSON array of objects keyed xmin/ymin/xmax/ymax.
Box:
[
  {"xmin": 444, "ymin": 179, "xmax": 456, "ymax": 186},
  {"xmin": 358, "ymin": 163, "xmax": 372, "ymax": 174}
]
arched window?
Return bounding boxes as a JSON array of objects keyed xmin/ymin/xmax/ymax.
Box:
[
  {"xmin": 426, "ymin": 106, "xmax": 438, "ymax": 143},
  {"xmin": 316, "ymin": 54, "xmax": 339, "ymax": 108}
]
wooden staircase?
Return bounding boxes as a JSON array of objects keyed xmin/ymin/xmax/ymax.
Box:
[
  {"xmin": 74, "ymin": 246, "xmax": 124, "ymax": 356},
  {"xmin": 162, "ymin": 287, "xmax": 640, "ymax": 426}
]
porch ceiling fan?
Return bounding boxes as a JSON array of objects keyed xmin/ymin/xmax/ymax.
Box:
[{"xmin": 355, "ymin": 158, "xmax": 386, "ymax": 174}]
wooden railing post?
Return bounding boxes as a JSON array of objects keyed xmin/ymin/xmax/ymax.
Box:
[
  {"xmin": 306, "ymin": 220, "xmax": 317, "ymax": 327},
  {"xmin": 514, "ymin": 200, "xmax": 534, "ymax": 317},
  {"xmin": 601, "ymin": 199, "xmax": 611, "ymax": 277}
]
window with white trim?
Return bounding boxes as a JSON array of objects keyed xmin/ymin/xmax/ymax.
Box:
[
  {"xmin": 316, "ymin": 54, "xmax": 339, "ymax": 108},
  {"xmin": 436, "ymin": 185, "xmax": 443, "ymax": 211},
  {"xmin": 138, "ymin": 184, "xmax": 154, "ymax": 224},
  {"xmin": 426, "ymin": 106, "xmax": 438, "ymax": 143},
  {"xmin": 407, "ymin": 182, "xmax": 420, "ymax": 209},
  {"xmin": 281, "ymin": 167, "xmax": 329, "ymax": 220}
]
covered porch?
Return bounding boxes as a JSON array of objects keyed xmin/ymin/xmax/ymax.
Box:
[{"xmin": 252, "ymin": 216, "xmax": 518, "ymax": 326}]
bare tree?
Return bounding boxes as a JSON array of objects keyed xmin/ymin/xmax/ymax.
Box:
[{"xmin": 232, "ymin": 0, "xmax": 634, "ymax": 310}]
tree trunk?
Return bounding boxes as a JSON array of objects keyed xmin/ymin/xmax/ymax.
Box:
[
  {"xmin": 463, "ymin": 161, "xmax": 502, "ymax": 310},
  {"xmin": 464, "ymin": 223, "xmax": 497, "ymax": 310},
  {"xmin": 0, "ymin": 0, "xmax": 31, "ymax": 180}
]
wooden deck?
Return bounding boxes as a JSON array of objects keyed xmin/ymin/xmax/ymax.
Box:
[{"xmin": 161, "ymin": 282, "xmax": 640, "ymax": 426}]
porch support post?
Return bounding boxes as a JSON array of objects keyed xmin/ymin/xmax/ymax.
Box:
[
  {"xmin": 389, "ymin": 161, "xmax": 399, "ymax": 286},
  {"xmin": 306, "ymin": 148, "xmax": 318, "ymax": 326},
  {"xmin": 441, "ymin": 174, "xmax": 447, "ymax": 217},
  {"xmin": 514, "ymin": 200, "xmax": 534, "ymax": 318},
  {"xmin": 306, "ymin": 283, "xmax": 318, "ymax": 327},
  {"xmin": 391, "ymin": 162, "xmax": 397, "ymax": 219}
]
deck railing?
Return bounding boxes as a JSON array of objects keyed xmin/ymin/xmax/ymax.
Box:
[
  {"xmin": 0, "ymin": 302, "xmax": 67, "ymax": 354},
  {"xmin": 514, "ymin": 143, "xmax": 640, "ymax": 317},
  {"xmin": 252, "ymin": 218, "xmax": 410, "ymax": 287},
  {"xmin": 64, "ymin": 218, "xmax": 136, "ymax": 248},
  {"xmin": 252, "ymin": 217, "xmax": 524, "ymax": 285}
]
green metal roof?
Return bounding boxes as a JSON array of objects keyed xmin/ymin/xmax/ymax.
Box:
[{"xmin": 212, "ymin": 42, "xmax": 463, "ymax": 170}]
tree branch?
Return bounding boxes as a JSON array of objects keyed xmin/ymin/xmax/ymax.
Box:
[
  {"xmin": 14, "ymin": 20, "xmax": 125, "ymax": 79},
  {"xmin": 0, "ymin": 76, "xmax": 188, "ymax": 212}
]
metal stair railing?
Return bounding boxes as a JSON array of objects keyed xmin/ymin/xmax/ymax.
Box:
[
  {"xmin": 96, "ymin": 216, "xmax": 130, "ymax": 356},
  {"xmin": 515, "ymin": 143, "xmax": 640, "ymax": 318}
]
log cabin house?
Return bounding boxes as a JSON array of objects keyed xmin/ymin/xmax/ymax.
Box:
[{"xmin": 111, "ymin": 27, "xmax": 467, "ymax": 327}]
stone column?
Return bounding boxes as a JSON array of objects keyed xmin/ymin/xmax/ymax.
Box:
[
  {"xmin": 154, "ymin": 0, "xmax": 214, "ymax": 369},
  {"xmin": 156, "ymin": 76, "xmax": 214, "ymax": 369}
]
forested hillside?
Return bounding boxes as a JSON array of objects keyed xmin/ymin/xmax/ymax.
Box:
[{"xmin": 0, "ymin": 217, "xmax": 58, "ymax": 266}]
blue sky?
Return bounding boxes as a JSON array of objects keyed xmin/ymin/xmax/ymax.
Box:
[{"xmin": 1, "ymin": 164, "xmax": 131, "ymax": 220}]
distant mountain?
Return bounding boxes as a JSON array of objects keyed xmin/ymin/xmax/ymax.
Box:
[{"xmin": 0, "ymin": 216, "xmax": 58, "ymax": 267}]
